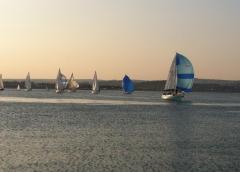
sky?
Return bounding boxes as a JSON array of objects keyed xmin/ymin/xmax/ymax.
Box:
[{"xmin": 0, "ymin": 0, "xmax": 239, "ymax": 80}]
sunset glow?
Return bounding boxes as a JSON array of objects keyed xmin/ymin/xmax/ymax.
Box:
[{"xmin": 0, "ymin": 0, "xmax": 239, "ymax": 80}]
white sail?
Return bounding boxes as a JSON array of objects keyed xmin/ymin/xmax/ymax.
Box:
[
  {"xmin": 92, "ymin": 71, "xmax": 100, "ymax": 94},
  {"xmin": 67, "ymin": 73, "xmax": 79, "ymax": 92},
  {"xmin": 17, "ymin": 84, "xmax": 21, "ymax": 91},
  {"xmin": 0, "ymin": 74, "xmax": 4, "ymax": 90},
  {"xmin": 55, "ymin": 68, "xmax": 67, "ymax": 93},
  {"xmin": 164, "ymin": 57, "xmax": 177, "ymax": 90},
  {"xmin": 25, "ymin": 72, "xmax": 32, "ymax": 91}
]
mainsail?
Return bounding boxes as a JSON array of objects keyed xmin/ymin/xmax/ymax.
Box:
[
  {"xmin": 67, "ymin": 73, "xmax": 79, "ymax": 92},
  {"xmin": 17, "ymin": 84, "xmax": 21, "ymax": 91},
  {"xmin": 164, "ymin": 57, "xmax": 177, "ymax": 90},
  {"xmin": 56, "ymin": 68, "xmax": 67, "ymax": 93},
  {"xmin": 92, "ymin": 71, "xmax": 100, "ymax": 94},
  {"xmin": 164, "ymin": 53, "xmax": 194, "ymax": 92},
  {"xmin": 25, "ymin": 72, "xmax": 32, "ymax": 91},
  {"xmin": 122, "ymin": 75, "xmax": 134, "ymax": 94},
  {"xmin": 0, "ymin": 74, "xmax": 4, "ymax": 90}
]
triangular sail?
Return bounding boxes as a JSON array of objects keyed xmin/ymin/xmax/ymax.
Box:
[
  {"xmin": 122, "ymin": 75, "xmax": 134, "ymax": 94},
  {"xmin": 25, "ymin": 72, "xmax": 32, "ymax": 91},
  {"xmin": 67, "ymin": 73, "xmax": 79, "ymax": 92},
  {"xmin": 17, "ymin": 84, "xmax": 21, "ymax": 90},
  {"xmin": 92, "ymin": 71, "xmax": 100, "ymax": 93},
  {"xmin": 0, "ymin": 74, "xmax": 4, "ymax": 90},
  {"xmin": 176, "ymin": 53, "xmax": 194, "ymax": 92},
  {"xmin": 164, "ymin": 57, "xmax": 177, "ymax": 90},
  {"xmin": 56, "ymin": 69, "xmax": 67, "ymax": 93}
]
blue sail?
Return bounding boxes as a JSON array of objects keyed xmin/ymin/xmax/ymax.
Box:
[
  {"xmin": 176, "ymin": 53, "xmax": 194, "ymax": 92},
  {"xmin": 122, "ymin": 75, "xmax": 134, "ymax": 94}
]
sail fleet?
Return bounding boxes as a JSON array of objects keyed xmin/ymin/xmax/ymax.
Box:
[{"xmin": 0, "ymin": 52, "xmax": 194, "ymax": 100}]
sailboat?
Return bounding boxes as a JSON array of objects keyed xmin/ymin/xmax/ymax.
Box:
[
  {"xmin": 92, "ymin": 71, "xmax": 100, "ymax": 94},
  {"xmin": 67, "ymin": 73, "xmax": 79, "ymax": 92},
  {"xmin": 122, "ymin": 75, "xmax": 134, "ymax": 94},
  {"xmin": 17, "ymin": 84, "xmax": 21, "ymax": 91},
  {"xmin": 162, "ymin": 53, "xmax": 194, "ymax": 100},
  {"xmin": 55, "ymin": 68, "xmax": 67, "ymax": 93},
  {"xmin": 0, "ymin": 74, "xmax": 4, "ymax": 91},
  {"xmin": 25, "ymin": 72, "xmax": 32, "ymax": 91}
]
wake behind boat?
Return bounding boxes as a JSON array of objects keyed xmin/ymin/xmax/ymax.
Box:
[
  {"xmin": 92, "ymin": 71, "xmax": 100, "ymax": 94},
  {"xmin": 122, "ymin": 75, "xmax": 134, "ymax": 94},
  {"xmin": 162, "ymin": 53, "xmax": 194, "ymax": 100}
]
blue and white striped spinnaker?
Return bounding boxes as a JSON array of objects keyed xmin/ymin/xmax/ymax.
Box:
[{"xmin": 176, "ymin": 53, "xmax": 194, "ymax": 92}]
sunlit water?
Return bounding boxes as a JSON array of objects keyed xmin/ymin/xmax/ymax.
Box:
[{"xmin": 0, "ymin": 90, "xmax": 239, "ymax": 172}]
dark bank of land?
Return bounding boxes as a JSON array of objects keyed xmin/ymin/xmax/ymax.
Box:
[{"xmin": 2, "ymin": 79, "xmax": 240, "ymax": 92}]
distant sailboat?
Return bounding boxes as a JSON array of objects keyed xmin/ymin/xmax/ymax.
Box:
[
  {"xmin": 17, "ymin": 84, "xmax": 21, "ymax": 91},
  {"xmin": 92, "ymin": 71, "xmax": 100, "ymax": 94},
  {"xmin": 162, "ymin": 53, "xmax": 194, "ymax": 100},
  {"xmin": 25, "ymin": 72, "xmax": 32, "ymax": 91},
  {"xmin": 122, "ymin": 75, "xmax": 134, "ymax": 94},
  {"xmin": 67, "ymin": 73, "xmax": 79, "ymax": 92},
  {"xmin": 0, "ymin": 74, "xmax": 4, "ymax": 91},
  {"xmin": 55, "ymin": 68, "xmax": 67, "ymax": 93}
]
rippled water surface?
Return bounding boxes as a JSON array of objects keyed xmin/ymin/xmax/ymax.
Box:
[{"xmin": 0, "ymin": 90, "xmax": 239, "ymax": 172}]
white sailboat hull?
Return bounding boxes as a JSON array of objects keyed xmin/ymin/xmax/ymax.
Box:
[{"xmin": 161, "ymin": 92, "xmax": 184, "ymax": 100}]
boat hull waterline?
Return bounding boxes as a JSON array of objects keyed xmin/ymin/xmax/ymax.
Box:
[{"xmin": 161, "ymin": 92, "xmax": 184, "ymax": 100}]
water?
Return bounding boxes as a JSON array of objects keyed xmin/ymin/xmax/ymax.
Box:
[{"xmin": 0, "ymin": 90, "xmax": 239, "ymax": 172}]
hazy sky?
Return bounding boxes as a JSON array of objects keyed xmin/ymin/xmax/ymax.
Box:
[{"xmin": 0, "ymin": 0, "xmax": 239, "ymax": 80}]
